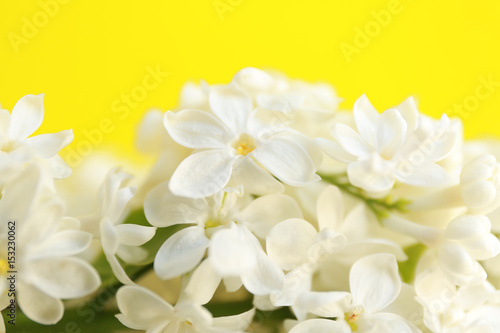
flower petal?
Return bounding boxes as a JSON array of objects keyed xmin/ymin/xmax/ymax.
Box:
[
  {"xmin": 289, "ymin": 319, "xmax": 351, "ymax": 333},
  {"xmin": 117, "ymin": 245, "xmax": 149, "ymax": 265},
  {"xmin": 136, "ymin": 109, "xmax": 168, "ymax": 153},
  {"xmin": 116, "ymin": 285, "xmax": 173, "ymax": 330},
  {"xmin": 241, "ymin": 250, "xmax": 285, "ymax": 295},
  {"xmin": 333, "ymin": 123, "xmax": 371, "ymax": 158},
  {"xmin": 26, "ymin": 257, "xmax": 101, "ymax": 299},
  {"xmin": 375, "ymin": 109, "xmax": 407, "ymax": 159},
  {"xmin": 105, "ymin": 250, "xmax": 134, "ymax": 285},
  {"xmin": 229, "ymin": 156, "xmax": 284, "ymax": 196},
  {"xmin": 17, "ymin": 281, "xmax": 64, "ymax": 325},
  {"xmin": 223, "ymin": 276, "xmax": 243, "ymax": 292},
  {"xmin": 169, "ymin": 150, "xmax": 236, "ymax": 198},
  {"xmin": 232, "ymin": 67, "xmax": 274, "ymax": 93},
  {"xmin": 29, "ymin": 230, "xmax": 92, "ymax": 260},
  {"xmin": 394, "ymin": 97, "xmax": 419, "ymax": 132},
  {"xmin": 461, "ymin": 181, "xmax": 497, "ymax": 210},
  {"xmin": 209, "ymin": 84, "xmax": 253, "ymax": 132},
  {"xmin": 438, "ymin": 240, "xmax": 479, "ymax": 278},
  {"xmin": 347, "ymin": 159, "xmax": 395, "ymax": 194},
  {"xmin": 445, "ymin": 215, "xmax": 490, "ymax": 241},
  {"xmin": 235, "ymin": 194, "xmax": 302, "ymax": 239},
  {"xmin": 100, "ymin": 170, "xmax": 135, "ymax": 223},
  {"xmin": 115, "ymin": 224, "xmax": 156, "ymax": 246},
  {"xmin": 257, "ymin": 93, "xmax": 304, "ymax": 114},
  {"xmin": 293, "ymin": 291, "xmax": 351, "ymax": 321},
  {"xmin": 212, "ymin": 308, "xmax": 256, "ymax": 331},
  {"xmin": 154, "ymin": 226, "xmax": 209, "ymax": 279},
  {"xmin": 350, "ymin": 253, "xmax": 401, "ymax": 313},
  {"xmin": 286, "ymin": 132, "xmax": 323, "ymax": 169},
  {"xmin": 145, "ymin": 182, "xmax": 209, "ymax": 227},
  {"xmin": 315, "ymin": 137, "xmax": 358, "ymax": 163},
  {"xmin": 395, "ymin": 160, "xmax": 448, "ymax": 187},
  {"xmin": 164, "ymin": 109, "xmax": 231, "ymax": 149},
  {"xmin": 335, "ymin": 239, "xmax": 407, "ymax": 265},
  {"xmin": 184, "ymin": 259, "xmax": 222, "ymax": 305},
  {"xmin": 308, "ymin": 228, "xmax": 346, "ymax": 262},
  {"xmin": 266, "ymin": 218, "xmax": 317, "ymax": 270},
  {"xmin": 9, "ymin": 94, "xmax": 44, "ymax": 140},
  {"xmin": 353, "ymin": 94, "xmax": 379, "ymax": 146},
  {"xmin": 253, "ymin": 137, "xmax": 319, "ymax": 186},
  {"xmin": 101, "ymin": 218, "xmax": 119, "ymax": 254},
  {"xmin": 271, "ymin": 264, "xmax": 313, "ymax": 307},
  {"xmin": 317, "ymin": 185, "xmax": 344, "ymax": 231},
  {"xmin": 209, "ymin": 224, "xmax": 257, "ymax": 276},
  {"xmin": 26, "ymin": 130, "xmax": 74, "ymax": 158},
  {"xmin": 366, "ymin": 312, "xmax": 419, "ymax": 333}
]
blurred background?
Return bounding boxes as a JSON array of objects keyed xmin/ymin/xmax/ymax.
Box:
[{"xmin": 0, "ymin": 0, "xmax": 499, "ymax": 167}]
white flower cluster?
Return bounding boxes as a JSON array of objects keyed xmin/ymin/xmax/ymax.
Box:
[{"xmin": 2, "ymin": 69, "xmax": 500, "ymax": 333}]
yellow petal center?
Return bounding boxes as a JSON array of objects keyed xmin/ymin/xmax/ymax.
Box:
[
  {"xmin": 344, "ymin": 310, "xmax": 362, "ymax": 331},
  {"xmin": 232, "ymin": 134, "xmax": 256, "ymax": 156}
]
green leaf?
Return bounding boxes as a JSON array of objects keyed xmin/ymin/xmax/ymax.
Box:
[
  {"xmin": 3, "ymin": 306, "xmax": 122, "ymax": 333},
  {"xmin": 399, "ymin": 243, "xmax": 427, "ymax": 283}
]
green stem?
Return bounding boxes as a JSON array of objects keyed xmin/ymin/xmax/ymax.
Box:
[
  {"xmin": 86, "ymin": 262, "xmax": 154, "ymax": 307},
  {"xmin": 319, "ymin": 173, "xmax": 410, "ymax": 220}
]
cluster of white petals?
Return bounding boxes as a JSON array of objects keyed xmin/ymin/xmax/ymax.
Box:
[
  {"xmin": 4, "ymin": 68, "xmax": 500, "ymax": 333},
  {"xmin": 0, "ymin": 94, "xmax": 73, "ymax": 187},
  {"xmin": 0, "ymin": 165, "xmax": 100, "ymax": 325}
]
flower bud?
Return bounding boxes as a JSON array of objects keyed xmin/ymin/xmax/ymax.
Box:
[{"xmin": 460, "ymin": 154, "xmax": 500, "ymax": 214}]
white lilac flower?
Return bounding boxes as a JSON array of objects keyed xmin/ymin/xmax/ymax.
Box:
[
  {"xmin": 0, "ymin": 94, "xmax": 73, "ymax": 186},
  {"xmin": 266, "ymin": 185, "xmax": 406, "ymax": 307},
  {"xmin": 316, "ymin": 94, "xmax": 458, "ymax": 196},
  {"xmin": 179, "ymin": 80, "xmax": 210, "ymax": 109},
  {"xmin": 415, "ymin": 267, "xmax": 500, "ymax": 333},
  {"xmin": 289, "ymin": 253, "xmax": 421, "ymax": 333},
  {"xmin": 116, "ymin": 285, "xmax": 255, "ymax": 333},
  {"xmin": 241, "ymin": 68, "xmax": 342, "ymax": 139},
  {"xmin": 0, "ymin": 165, "xmax": 100, "ymax": 324},
  {"xmin": 133, "ymin": 109, "xmax": 191, "ymax": 206},
  {"xmin": 408, "ymin": 153, "xmax": 500, "ymax": 215},
  {"xmin": 144, "ymin": 183, "xmax": 302, "ymax": 295},
  {"xmin": 384, "ymin": 214, "xmax": 500, "ymax": 287},
  {"xmin": 164, "ymin": 82, "xmax": 322, "ymax": 198},
  {"xmin": 88, "ymin": 168, "xmax": 156, "ymax": 285},
  {"xmin": 460, "ymin": 154, "xmax": 500, "ymax": 214}
]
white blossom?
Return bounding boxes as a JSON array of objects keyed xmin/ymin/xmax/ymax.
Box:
[
  {"xmin": 0, "ymin": 94, "xmax": 73, "ymax": 186},
  {"xmin": 116, "ymin": 285, "xmax": 255, "ymax": 332},
  {"xmin": 316, "ymin": 94, "xmax": 457, "ymax": 196},
  {"xmin": 461, "ymin": 154, "xmax": 500, "ymax": 214},
  {"xmin": 289, "ymin": 253, "xmax": 420, "ymax": 333},
  {"xmin": 0, "ymin": 165, "xmax": 100, "ymax": 324},
  {"xmin": 384, "ymin": 214, "xmax": 500, "ymax": 287},
  {"xmin": 164, "ymin": 82, "xmax": 321, "ymax": 198},
  {"xmin": 4, "ymin": 70, "xmax": 500, "ymax": 333},
  {"xmin": 93, "ymin": 168, "xmax": 156, "ymax": 285},
  {"xmin": 144, "ymin": 184, "xmax": 300, "ymax": 295}
]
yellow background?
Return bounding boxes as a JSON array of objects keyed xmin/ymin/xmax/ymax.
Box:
[{"xmin": 0, "ymin": 0, "xmax": 499, "ymax": 166}]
